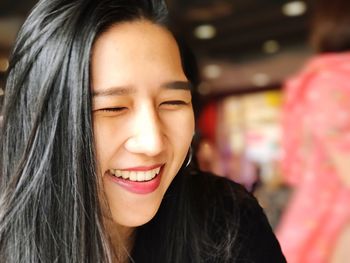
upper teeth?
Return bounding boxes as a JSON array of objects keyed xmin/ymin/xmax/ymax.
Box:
[{"xmin": 109, "ymin": 167, "xmax": 161, "ymax": 182}]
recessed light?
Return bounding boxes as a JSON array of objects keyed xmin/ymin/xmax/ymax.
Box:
[
  {"xmin": 282, "ymin": 1, "xmax": 307, "ymax": 17},
  {"xmin": 203, "ymin": 64, "xmax": 222, "ymax": 79},
  {"xmin": 0, "ymin": 58, "xmax": 9, "ymax": 72},
  {"xmin": 252, "ymin": 73, "xmax": 270, "ymax": 87},
  {"xmin": 262, "ymin": 40, "xmax": 280, "ymax": 54},
  {"xmin": 194, "ymin": 24, "xmax": 216, "ymax": 39}
]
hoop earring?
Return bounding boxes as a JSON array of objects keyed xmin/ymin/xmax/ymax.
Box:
[{"xmin": 185, "ymin": 147, "xmax": 193, "ymax": 168}]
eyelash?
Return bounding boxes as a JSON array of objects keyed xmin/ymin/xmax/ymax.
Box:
[
  {"xmin": 98, "ymin": 101, "xmax": 188, "ymax": 112},
  {"xmin": 100, "ymin": 107, "xmax": 127, "ymax": 112},
  {"xmin": 162, "ymin": 100, "xmax": 187, "ymax": 105}
]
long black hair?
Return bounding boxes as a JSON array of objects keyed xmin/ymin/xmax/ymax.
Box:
[{"xmin": 0, "ymin": 0, "xmax": 240, "ymax": 262}]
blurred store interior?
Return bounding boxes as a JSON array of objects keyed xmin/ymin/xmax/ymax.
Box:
[
  {"xmin": 0, "ymin": 0, "xmax": 314, "ymax": 227},
  {"xmin": 169, "ymin": 0, "xmax": 315, "ymax": 230}
]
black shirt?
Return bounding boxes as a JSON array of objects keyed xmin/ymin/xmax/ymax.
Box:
[{"xmin": 131, "ymin": 170, "xmax": 286, "ymax": 263}]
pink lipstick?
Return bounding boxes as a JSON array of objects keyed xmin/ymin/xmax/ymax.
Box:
[{"xmin": 107, "ymin": 165, "xmax": 163, "ymax": 194}]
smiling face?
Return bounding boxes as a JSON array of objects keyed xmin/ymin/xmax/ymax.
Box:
[{"xmin": 91, "ymin": 20, "xmax": 195, "ymax": 229}]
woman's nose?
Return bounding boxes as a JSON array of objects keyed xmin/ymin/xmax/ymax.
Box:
[{"xmin": 124, "ymin": 107, "xmax": 165, "ymax": 156}]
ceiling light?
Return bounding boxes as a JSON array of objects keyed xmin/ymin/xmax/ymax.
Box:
[
  {"xmin": 282, "ymin": 1, "xmax": 307, "ymax": 17},
  {"xmin": 252, "ymin": 73, "xmax": 270, "ymax": 87},
  {"xmin": 203, "ymin": 64, "xmax": 222, "ymax": 79},
  {"xmin": 0, "ymin": 58, "xmax": 9, "ymax": 72},
  {"xmin": 262, "ymin": 40, "xmax": 280, "ymax": 54},
  {"xmin": 194, "ymin": 24, "xmax": 216, "ymax": 39}
]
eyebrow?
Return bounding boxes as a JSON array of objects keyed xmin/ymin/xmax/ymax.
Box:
[
  {"xmin": 92, "ymin": 81, "xmax": 192, "ymax": 98},
  {"xmin": 162, "ymin": 81, "xmax": 192, "ymax": 91}
]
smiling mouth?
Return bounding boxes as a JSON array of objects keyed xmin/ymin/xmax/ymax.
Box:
[{"xmin": 109, "ymin": 166, "xmax": 161, "ymax": 182}]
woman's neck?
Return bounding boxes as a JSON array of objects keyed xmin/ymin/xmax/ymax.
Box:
[{"xmin": 105, "ymin": 218, "xmax": 135, "ymax": 262}]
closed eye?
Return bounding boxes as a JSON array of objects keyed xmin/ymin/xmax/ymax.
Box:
[
  {"xmin": 99, "ymin": 107, "xmax": 127, "ymax": 112},
  {"xmin": 162, "ymin": 100, "xmax": 188, "ymax": 105}
]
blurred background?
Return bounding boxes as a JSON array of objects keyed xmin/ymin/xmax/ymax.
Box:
[
  {"xmin": 168, "ymin": 0, "xmax": 314, "ymax": 231},
  {"xmin": 2, "ymin": 0, "xmax": 350, "ymax": 262}
]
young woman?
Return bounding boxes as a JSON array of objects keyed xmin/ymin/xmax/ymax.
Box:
[{"xmin": 0, "ymin": 0, "xmax": 285, "ymax": 262}]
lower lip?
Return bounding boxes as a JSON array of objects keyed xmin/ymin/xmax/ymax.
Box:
[{"xmin": 107, "ymin": 167, "xmax": 163, "ymax": 195}]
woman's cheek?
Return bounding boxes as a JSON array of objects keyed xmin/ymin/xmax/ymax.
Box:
[
  {"xmin": 93, "ymin": 118, "xmax": 119, "ymax": 171},
  {"xmin": 162, "ymin": 109, "xmax": 194, "ymax": 146}
]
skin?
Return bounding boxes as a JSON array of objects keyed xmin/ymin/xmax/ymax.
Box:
[
  {"xmin": 328, "ymin": 147, "xmax": 350, "ymax": 263},
  {"xmin": 331, "ymin": 223, "xmax": 350, "ymax": 263},
  {"xmin": 91, "ymin": 20, "xmax": 195, "ymax": 251},
  {"xmin": 328, "ymin": 149, "xmax": 350, "ymax": 187}
]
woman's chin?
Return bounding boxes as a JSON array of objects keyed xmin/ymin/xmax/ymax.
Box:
[{"xmin": 111, "ymin": 207, "xmax": 159, "ymax": 228}]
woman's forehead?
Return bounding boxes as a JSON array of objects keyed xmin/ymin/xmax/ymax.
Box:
[{"xmin": 91, "ymin": 20, "xmax": 186, "ymax": 93}]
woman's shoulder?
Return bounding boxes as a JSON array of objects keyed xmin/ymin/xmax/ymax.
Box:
[
  {"xmin": 186, "ymin": 170, "xmax": 269, "ymax": 222},
  {"xmin": 186, "ymin": 169, "xmax": 286, "ymax": 262},
  {"xmin": 185, "ymin": 169, "xmax": 258, "ymax": 209}
]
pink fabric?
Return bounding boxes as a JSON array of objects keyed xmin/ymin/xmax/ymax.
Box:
[{"xmin": 277, "ymin": 53, "xmax": 350, "ymax": 263}]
